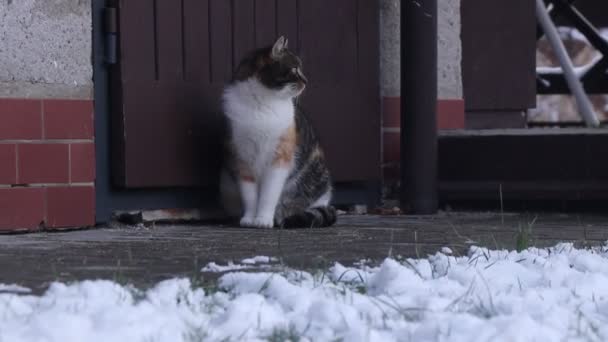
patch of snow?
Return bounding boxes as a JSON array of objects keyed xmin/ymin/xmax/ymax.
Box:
[
  {"xmin": 353, "ymin": 258, "xmax": 373, "ymax": 267},
  {"xmin": 556, "ymin": 27, "xmax": 608, "ymax": 43},
  {"xmin": 202, "ymin": 256, "xmax": 278, "ymax": 272},
  {"xmin": 536, "ymin": 54, "xmax": 603, "ymax": 78},
  {"xmin": 201, "ymin": 261, "xmax": 252, "ymax": 273},
  {"xmin": 3, "ymin": 244, "xmax": 608, "ymax": 341},
  {"xmin": 240, "ymin": 256, "xmax": 277, "ymax": 265},
  {"xmin": 0, "ymin": 284, "xmax": 31, "ymax": 294}
]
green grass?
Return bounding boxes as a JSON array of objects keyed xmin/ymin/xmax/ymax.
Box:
[
  {"xmin": 265, "ymin": 324, "xmax": 302, "ymax": 342},
  {"xmin": 112, "ymin": 259, "xmax": 130, "ymax": 286},
  {"xmin": 515, "ymin": 216, "xmax": 537, "ymax": 252},
  {"xmin": 183, "ymin": 325, "xmax": 209, "ymax": 342}
]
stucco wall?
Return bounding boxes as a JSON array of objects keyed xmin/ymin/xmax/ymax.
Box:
[
  {"xmin": 0, "ymin": 0, "xmax": 93, "ymax": 99},
  {"xmin": 0, "ymin": 0, "xmax": 459, "ymax": 100},
  {"xmin": 380, "ymin": 0, "xmax": 463, "ymax": 99}
]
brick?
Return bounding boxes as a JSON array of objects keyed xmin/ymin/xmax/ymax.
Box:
[
  {"xmin": 437, "ymin": 99, "xmax": 465, "ymax": 130},
  {"xmin": 46, "ymin": 186, "xmax": 95, "ymax": 228},
  {"xmin": 383, "ymin": 131, "xmax": 400, "ymax": 163},
  {"xmin": 44, "ymin": 99, "xmax": 94, "ymax": 139},
  {"xmin": 0, "ymin": 188, "xmax": 45, "ymax": 231},
  {"xmin": 383, "ymin": 97, "xmax": 466, "ymax": 130},
  {"xmin": 382, "ymin": 97, "xmax": 400, "ymax": 128},
  {"xmin": 0, "ymin": 144, "xmax": 17, "ymax": 184},
  {"xmin": 0, "ymin": 99, "xmax": 42, "ymax": 139},
  {"xmin": 18, "ymin": 144, "xmax": 69, "ymax": 183},
  {"xmin": 70, "ymin": 143, "xmax": 95, "ymax": 183}
]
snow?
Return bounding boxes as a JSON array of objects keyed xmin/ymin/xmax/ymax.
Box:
[
  {"xmin": 240, "ymin": 255, "xmax": 278, "ymax": 265},
  {"xmin": 556, "ymin": 27, "xmax": 608, "ymax": 44},
  {"xmin": 200, "ymin": 261, "xmax": 253, "ymax": 273},
  {"xmin": 3, "ymin": 243, "xmax": 608, "ymax": 341},
  {"xmin": 0, "ymin": 284, "xmax": 31, "ymax": 294},
  {"xmin": 201, "ymin": 256, "xmax": 278, "ymax": 272},
  {"xmin": 536, "ymin": 54, "xmax": 603, "ymax": 78},
  {"xmin": 441, "ymin": 246, "xmax": 453, "ymax": 255},
  {"xmin": 536, "ymin": 27, "xmax": 608, "ymax": 79}
]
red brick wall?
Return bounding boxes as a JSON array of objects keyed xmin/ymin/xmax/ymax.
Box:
[
  {"xmin": 382, "ymin": 97, "xmax": 465, "ymax": 180},
  {"xmin": 0, "ymin": 99, "xmax": 95, "ymax": 232}
]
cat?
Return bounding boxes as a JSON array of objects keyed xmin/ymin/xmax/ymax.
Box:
[{"xmin": 219, "ymin": 36, "xmax": 337, "ymax": 229}]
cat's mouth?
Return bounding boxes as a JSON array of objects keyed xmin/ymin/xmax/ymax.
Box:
[
  {"xmin": 296, "ymin": 82, "xmax": 306, "ymax": 90},
  {"xmin": 290, "ymin": 83, "xmax": 306, "ymax": 96}
]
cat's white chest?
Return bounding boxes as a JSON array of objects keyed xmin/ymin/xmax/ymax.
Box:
[{"xmin": 223, "ymin": 81, "xmax": 295, "ymax": 176}]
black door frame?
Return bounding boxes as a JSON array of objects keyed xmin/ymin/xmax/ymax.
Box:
[
  {"xmin": 92, "ymin": 0, "xmax": 380, "ymax": 223},
  {"xmin": 93, "ymin": 0, "xmax": 217, "ymax": 222}
]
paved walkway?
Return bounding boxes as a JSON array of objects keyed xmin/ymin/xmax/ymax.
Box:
[{"xmin": 1, "ymin": 212, "xmax": 607, "ymax": 293}]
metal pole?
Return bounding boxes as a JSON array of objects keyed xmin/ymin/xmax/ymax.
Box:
[
  {"xmin": 536, "ymin": 0, "xmax": 600, "ymax": 127},
  {"xmin": 401, "ymin": 0, "xmax": 438, "ymax": 214}
]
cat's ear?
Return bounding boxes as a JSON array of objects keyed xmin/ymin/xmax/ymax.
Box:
[{"xmin": 271, "ymin": 36, "xmax": 287, "ymax": 60}]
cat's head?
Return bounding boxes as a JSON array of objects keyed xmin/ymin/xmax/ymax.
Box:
[{"xmin": 234, "ymin": 36, "xmax": 307, "ymax": 98}]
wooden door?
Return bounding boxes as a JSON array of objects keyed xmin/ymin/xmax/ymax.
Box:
[
  {"xmin": 109, "ymin": 0, "xmax": 380, "ymax": 188},
  {"xmin": 461, "ymin": 0, "xmax": 537, "ymax": 128}
]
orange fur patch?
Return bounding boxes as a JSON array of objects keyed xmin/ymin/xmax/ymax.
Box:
[
  {"xmin": 273, "ymin": 124, "xmax": 297, "ymax": 167},
  {"xmin": 227, "ymin": 142, "xmax": 254, "ymax": 182},
  {"xmin": 256, "ymin": 55, "xmax": 273, "ymax": 69},
  {"xmin": 236, "ymin": 159, "xmax": 255, "ymax": 182}
]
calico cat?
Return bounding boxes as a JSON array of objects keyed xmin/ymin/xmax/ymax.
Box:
[{"xmin": 220, "ymin": 36, "xmax": 337, "ymax": 229}]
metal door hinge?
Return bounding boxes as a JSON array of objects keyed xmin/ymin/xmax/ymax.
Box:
[{"xmin": 104, "ymin": 7, "xmax": 118, "ymax": 65}]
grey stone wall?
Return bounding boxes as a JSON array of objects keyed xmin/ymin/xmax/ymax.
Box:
[
  {"xmin": 0, "ymin": 0, "xmax": 93, "ymax": 99},
  {"xmin": 380, "ymin": 0, "xmax": 463, "ymax": 99},
  {"xmin": 437, "ymin": 0, "xmax": 462, "ymax": 99},
  {"xmin": 0, "ymin": 0, "xmax": 459, "ymax": 101},
  {"xmin": 380, "ymin": 0, "xmax": 401, "ymax": 98}
]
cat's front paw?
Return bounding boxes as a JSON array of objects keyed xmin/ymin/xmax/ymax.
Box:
[
  {"xmin": 239, "ymin": 216, "xmax": 256, "ymax": 228},
  {"xmin": 250, "ymin": 216, "xmax": 274, "ymax": 229}
]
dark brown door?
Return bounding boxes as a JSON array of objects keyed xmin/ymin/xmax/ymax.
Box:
[
  {"xmin": 461, "ymin": 0, "xmax": 537, "ymax": 128},
  {"xmin": 110, "ymin": 0, "xmax": 380, "ymax": 188}
]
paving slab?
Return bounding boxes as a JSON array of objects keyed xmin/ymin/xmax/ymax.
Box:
[{"xmin": 0, "ymin": 212, "xmax": 607, "ymax": 294}]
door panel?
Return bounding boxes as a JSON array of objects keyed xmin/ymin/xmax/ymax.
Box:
[
  {"xmin": 111, "ymin": 0, "xmax": 380, "ymax": 187},
  {"xmin": 461, "ymin": 0, "xmax": 536, "ymax": 111}
]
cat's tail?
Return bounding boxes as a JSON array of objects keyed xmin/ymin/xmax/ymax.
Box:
[{"xmin": 280, "ymin": 206, "xmax": 337, "ymax": 229}]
